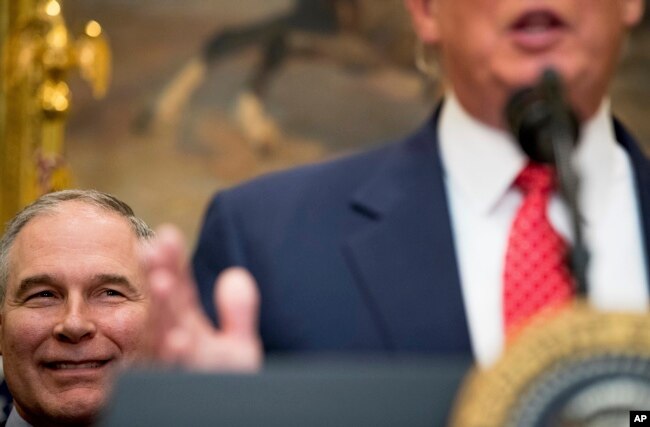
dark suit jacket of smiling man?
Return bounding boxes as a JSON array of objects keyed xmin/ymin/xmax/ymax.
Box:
[{"xmin": 192, "ymin": 107, "xmax": 650, "ymax": 356}]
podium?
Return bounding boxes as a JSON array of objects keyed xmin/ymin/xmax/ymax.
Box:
[{"xmin": 101, "ymin": 356, "xmax": 471, "ymax": 427}]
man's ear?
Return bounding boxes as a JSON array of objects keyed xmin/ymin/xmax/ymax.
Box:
[
  {"xmin": 621, "ymin": 0, "xmax": 645, "ymax": 27},
  {"xmin": 404, "ymin": 0, "xmax": 441, "ymax": 44}
]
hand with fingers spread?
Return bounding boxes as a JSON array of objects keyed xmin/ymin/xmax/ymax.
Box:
[{"xmin": 144, "ymin": 225, "xmax": 262, "ymax": 371}]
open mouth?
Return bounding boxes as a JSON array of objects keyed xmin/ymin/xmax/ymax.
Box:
[
  {"xmin": 512, "ymin": 10, "xmax": 566, "ymax": 33},
  {"xmin": 509, "ymin": 10, "xmax": 567, "ymax": 50}
]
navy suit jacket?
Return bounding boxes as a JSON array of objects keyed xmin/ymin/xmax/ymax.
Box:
[{"xmin": 193, "ymin": 113, "xmax": 650, "ymax": 356}]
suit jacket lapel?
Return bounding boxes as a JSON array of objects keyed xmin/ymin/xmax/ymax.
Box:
[
  {"xmin": 615, "ymin": 120, "xmax": 650, "ymax": 287},
  {"xmin": 343, "ymin": 114, "xmax": 472, "ymax": 353},
  {"xmin": 340, "ymin": 115, "xmax": 648, "ymax": 354}
]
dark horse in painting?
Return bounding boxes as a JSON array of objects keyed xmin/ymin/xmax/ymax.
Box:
[{"xmin": 139, "ymin": 0, "xmax": 418, "ymax": 151}]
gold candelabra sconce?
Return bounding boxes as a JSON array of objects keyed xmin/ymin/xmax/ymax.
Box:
[{"xmin": 1, "ymin": 0, "xmax": 111, "ymax": 228}]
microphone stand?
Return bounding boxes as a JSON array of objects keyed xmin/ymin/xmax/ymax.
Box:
[{"xmin": 506, "ymin": 69, "xmax": 589, "ymax": 296}]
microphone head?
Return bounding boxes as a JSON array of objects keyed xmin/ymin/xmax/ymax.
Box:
[{"xmin": 505, "ymin": 69, "xmax": 580, "ymax": 164}]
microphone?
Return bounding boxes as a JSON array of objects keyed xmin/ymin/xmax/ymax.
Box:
[
  {"xmin": 505, "ymin": 69, "xmax": 589, "ymax": 296},
  {"xmin": 505, "ymin": 69, "xmax": 579, "ymax": 164}
]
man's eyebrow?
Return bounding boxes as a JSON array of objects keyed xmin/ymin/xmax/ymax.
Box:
[
  {"xmin": 14, "ymin": 274, "xmax": 140, "ymax": 298},
  {"xmin": 16, "ymin": 275, "xmax": 59, "ymax": 298},
  {"xmin": 91, "ymin": 274, "xmax": 140, "ymax": 294}
]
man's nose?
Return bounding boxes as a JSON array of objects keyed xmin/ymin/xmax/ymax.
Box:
[{"xmin": 52, "ymin": 298, "xmax": 97, "ymax": 343}]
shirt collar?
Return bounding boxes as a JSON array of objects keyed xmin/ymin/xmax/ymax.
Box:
[
  {"xmin": 6, "ymin": 408, "xmax": 33, "ymax": 427},
  {"xmin": 573, "ymin": 99, "xmax": 618, "ymax": 224},
  {"xmin": 439, "ymin": 92, "xmax": 525, "ymax": 215},
  {"xmin": 438, "ymin": 92, "xmax": 618, "ymax": 220}
]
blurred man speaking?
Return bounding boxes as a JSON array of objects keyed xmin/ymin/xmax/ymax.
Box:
[{"xmin": 188, "ymin": 0, "xmax": 649, "ymax": 365}]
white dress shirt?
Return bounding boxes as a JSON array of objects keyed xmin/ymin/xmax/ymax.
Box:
[
  {"xmin": 439, "ymin": 93, "xmax": 649, "ymax": 367},
  {"xmin": 5, "ymin": 408, "xmax": 32, "ymax": 427}
]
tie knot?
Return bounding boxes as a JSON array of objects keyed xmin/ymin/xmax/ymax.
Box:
[{"xmin": 515, "ymin": 163, "xmax": 555, "ymax": 195}]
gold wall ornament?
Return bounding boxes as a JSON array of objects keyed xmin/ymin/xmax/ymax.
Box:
[
  {"xmin": 450, "ymin": 300, "xmax": 650, "ymax": 427},
  {"xmin": 0, "ymin": 0, "xmax": 111, "ymax": 229}
]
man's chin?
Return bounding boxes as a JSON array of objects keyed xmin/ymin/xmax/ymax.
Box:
[
  {"xmin": 494, "ymin": 59, "xmax": 602, "ymax": 121},
  {"xmin": 19, "ymin": 390, "xmax": 106, "ymax": 427},
  {"xmin": 498, "ymin": 58, "xmax": 568, "ymax": 89}
]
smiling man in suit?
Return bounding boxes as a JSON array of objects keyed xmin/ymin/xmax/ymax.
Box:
[
  {"xmin": 0, "ymin": 189, "xmax": 262, "ymax": 426},
  {"xmin": 0, "ymin": 190, "xmax": 155, "ymax": 427},
  {"xmin": 148, "ymin": 0, "xmax": 649, "ymax": 368}
]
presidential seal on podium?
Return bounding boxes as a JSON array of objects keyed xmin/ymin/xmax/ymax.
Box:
[{"xmin": 451, "ymin": 301, "xmax": 650, "ymax": 427}]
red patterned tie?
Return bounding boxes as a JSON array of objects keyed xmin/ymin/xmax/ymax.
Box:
[{"xmin": 503, "ymin": 162, "xmax": 574, "ymax": 335}]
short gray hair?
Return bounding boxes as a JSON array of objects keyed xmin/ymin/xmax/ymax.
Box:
[{"xmin": 0, "ymin": 189, "xmax": 154, "ymax": 304}]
